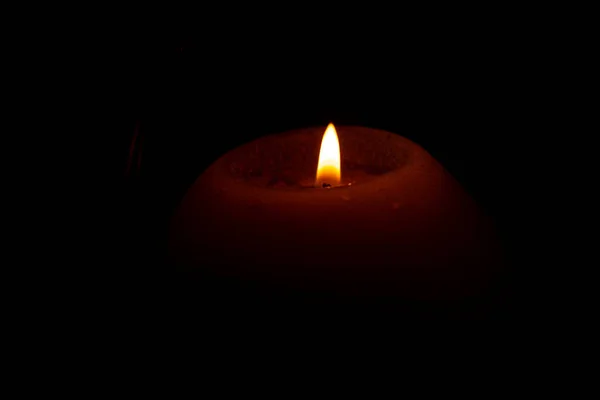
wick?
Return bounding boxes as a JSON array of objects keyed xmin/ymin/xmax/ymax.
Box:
[{"xmin": 322, "ymin": 183, "xmax": 332, "ymax": 189}]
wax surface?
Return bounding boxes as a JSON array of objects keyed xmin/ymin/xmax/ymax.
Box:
[{"xmin": 170, "ymin": 126, "xmax": 502, "ymax": 302}]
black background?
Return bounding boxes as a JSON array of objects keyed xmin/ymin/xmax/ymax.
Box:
[{"xmin": 106, "ymin": 16, "xmax": 556, "ymax": 325}]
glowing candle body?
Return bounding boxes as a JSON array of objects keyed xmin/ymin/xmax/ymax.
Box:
[{"xmin": 170, "ymin": 126, "xmax": 502, "ymax": 303}]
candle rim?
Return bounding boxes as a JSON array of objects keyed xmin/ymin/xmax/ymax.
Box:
[{"xmin": 209, "ymin": 125, "xmax": 429, "ymax": 194}]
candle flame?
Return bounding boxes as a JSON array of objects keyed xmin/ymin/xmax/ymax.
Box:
[{"xmin": 315, "ymin": 123, "xmax": 341, "ymax": 187}]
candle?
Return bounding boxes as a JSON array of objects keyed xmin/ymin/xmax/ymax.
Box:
[{"xmin": 169, "ymin": 124, "xmax": 503, "ymax": 308}]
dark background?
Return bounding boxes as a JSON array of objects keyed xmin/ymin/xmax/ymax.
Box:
[{"xmin": 107, "ymin": 20, "xmax": 554, "ymax": 324}]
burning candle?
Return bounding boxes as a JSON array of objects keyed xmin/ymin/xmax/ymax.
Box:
[{"xmin": 169, "ymin": 124, "xmax": 502, "ymax": 304}]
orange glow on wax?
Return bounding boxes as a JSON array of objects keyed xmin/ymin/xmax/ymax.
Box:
[{"xmin": 315, "ymin": 123, "xmax": 341, "ymax": 187}]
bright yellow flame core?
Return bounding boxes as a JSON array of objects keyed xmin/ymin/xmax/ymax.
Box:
[{"xmin": 315, "ymin": 123, "xmax": 341, "ymax": 187}]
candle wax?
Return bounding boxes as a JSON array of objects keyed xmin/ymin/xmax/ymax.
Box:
[{"xmin": 169, "ymin": 126, "xmax": 503, "ymax": 304}]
